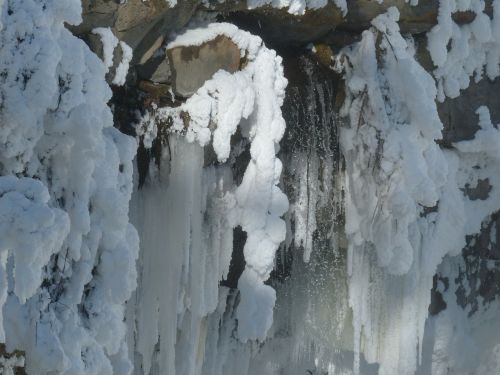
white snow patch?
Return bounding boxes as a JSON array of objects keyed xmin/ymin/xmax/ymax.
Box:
[
  {"xmin": 92, "ymin": 28, "xmax": 131, "ymax": 86},
  {"xmin": 112, "ymin": 41, "xmax": 132, "ymax": 86},
  {"xmin": 92, "ymin": 27, "xmax": 119, "ymax": 71}
]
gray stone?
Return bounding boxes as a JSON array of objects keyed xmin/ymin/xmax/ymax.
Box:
[
  {"xmin": 113, "ymin": 0, "xmax": 171, "ymax": 59},
  {"xmin": 137, "ymin": 35, "xmax": 165, "ymax": 65},
  {"xmin": 86, "ymin": 33, "xmax": 105, "ymax": 63},
  {"xmin": 136, "ymin": 55, "xmax": 172, "ymax": 84},
  {"xmin": 438, "ymin": 78, "xmax": 500, "ymax": 146},
  {"xmin": 167, "ymin": 35, "xmax": 241, "ymax": 97},
  {"xmin": 87, "ymin": 31, "xmax": 132, "ymax": 85}
]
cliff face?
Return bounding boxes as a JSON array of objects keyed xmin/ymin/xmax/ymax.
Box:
[{"xmin": 39, "ymin": 1, "xmax": 500, "ymax": 374}]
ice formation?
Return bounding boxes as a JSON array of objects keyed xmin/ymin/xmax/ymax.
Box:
[
  {"xmin": 92, "ymin": 27, "xmax": 133, "ymax": 86},
  {"xmin": 332, "ymin": 5, "xmax": 500, "ymax": 375},
  {"xmin": 113, "ymin": 41, "xmax": 133, "ymax": 86},
  {"xmin": 130, "ymin": 22, "xmax": 288, "ymax": 374},
  {"xmin": 427, "ymin": 0, "xmax": 500, "ymax": 100},
  {"xmin": 0, "ymin": 1, "xmax": 138, "ymax": 373},
  {"xmin": 92, "ymin": 27, "xmax": 119, "ymax": 71}
]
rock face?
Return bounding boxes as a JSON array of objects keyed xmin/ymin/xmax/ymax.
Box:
[
  {"xmin": 167, "ymin": 35, "xmax": 241, "ymax": 97},
  {"xmin": 219, "ymin": 0, "xmax": 438, "ymax": 46},
  {"xmin": 438, "ymin": 78, "xmax": 500, "ymax": 145},
  {"xmin": 73, "ymin": 0, "xmax": 442, "ymax": 72},
  {"xmin": 71, "ymin": 0, "xmax": 200, "ymax": 65}
]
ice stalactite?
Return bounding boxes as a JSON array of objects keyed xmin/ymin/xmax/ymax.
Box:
[
  {"xmin": 0, "ymin": 1, "xmax": 138, "ymax": 373},
  {"xmin": 127, "ymin": 4, "xmax": 500, "ymax": 375},
  {"xmin": 130, "ymin": 23, "xmax": 288, "ymax": 373},
  {"xmin": 129, "ymin": 136, "xmax": 235, "ymax": 375}
]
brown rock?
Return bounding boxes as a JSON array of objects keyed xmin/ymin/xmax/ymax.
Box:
[
  {"xmin": 345, "ymin": 0, "xmax": 438, "ymax": 33},
  {"xmin": 167, "ymin": 35, "xmax": 241, "ymax": 97},
  {"xmin": 312, "ymin": 43, "xmax": 334, "ymax": 67}
]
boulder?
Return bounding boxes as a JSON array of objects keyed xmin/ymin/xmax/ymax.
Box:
[
  {"xmin": 167, "ymin": 35, "xmax": 241, "ymax": 97},
  {"xmin": 114, "ymin": 0, "xmax": 170, "ymax": 33}
]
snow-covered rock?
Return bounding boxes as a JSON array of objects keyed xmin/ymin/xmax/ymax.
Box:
[{"xmin": 167, "ymin": 35, "xmax": 241, "ymax": 97}]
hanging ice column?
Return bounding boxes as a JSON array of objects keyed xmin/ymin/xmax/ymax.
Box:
[
  {"xmin": 130, "ymin": 23, "xmax": 288, "ymax": 374},
  {"xmin": 335, "ymin": 8, "xmax": 466, "ymax": 375},
  {"xmin": 334, "ymin": 2, "xmax": 500, "ymax": 373}
]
